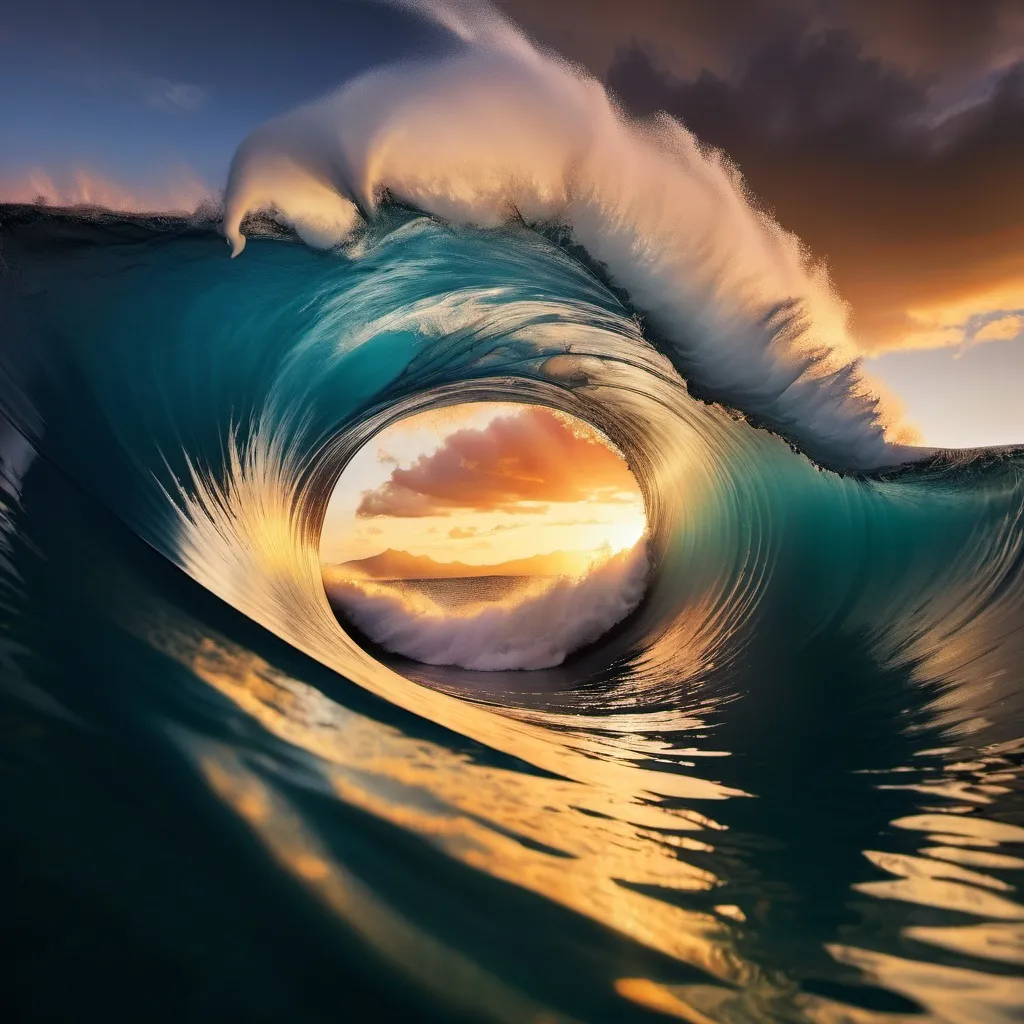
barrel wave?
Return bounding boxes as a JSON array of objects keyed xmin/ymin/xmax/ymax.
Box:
[{"xmin": 1, "ymin": 4, "xmax": 1023, "ymax": 1022}]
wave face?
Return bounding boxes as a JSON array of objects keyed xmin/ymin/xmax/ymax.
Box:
[
  {"xmin": 3, "ymin": 197, "xmax": 1023, "ymax": 1022},
  {"xmin": 1, "ymin": 10, "xmax": 1024, "ymax": 1020}
]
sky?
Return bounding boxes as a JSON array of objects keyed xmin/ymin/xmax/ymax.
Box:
[
  {"xmin": 1, "ymin": 0, "xmax": 1021, "ymax": 447},
  {"xmin": 0, "ymin": 1, "xmax": 447, "ymax": 196},
  {"xmin": 320, "ymin": 404, "xmax": 647, "ymax": 567}
]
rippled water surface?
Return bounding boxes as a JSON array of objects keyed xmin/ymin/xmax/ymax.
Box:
[{"xmin": 2, "ymin": 203, "xmax": 1023, "ymax": 1023}]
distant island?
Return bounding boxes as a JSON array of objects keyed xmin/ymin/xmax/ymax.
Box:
[{"xmin": 324, "ymin": 547, "xmax": 607, "ymax": 581}]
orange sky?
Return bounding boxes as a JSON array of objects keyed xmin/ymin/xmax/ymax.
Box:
[{"xmin": 319, "ymin": 404, "xmax": 647, "ymax": 567}]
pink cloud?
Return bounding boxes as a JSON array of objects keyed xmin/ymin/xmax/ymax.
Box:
[
  {"xmin": 0, "ymin": 167, "xmax": 212, "ymax": 214},
  {"xmin": 357, "ymin": 408, "xmax": 637, "ymax": 518}
]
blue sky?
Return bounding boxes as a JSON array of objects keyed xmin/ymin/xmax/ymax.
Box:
[{"xmin": 0, "ymin": 1, "xmax": 447, "ymax": 190}]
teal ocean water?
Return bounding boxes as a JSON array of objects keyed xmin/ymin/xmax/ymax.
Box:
[{"xmin": 1, "ymin": 200, "xmax": 1022, "ymax": 1022}]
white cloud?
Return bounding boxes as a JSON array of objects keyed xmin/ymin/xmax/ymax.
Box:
[
  {"xmin": 968, "ymin": 311, "xmax": 1024, "ymax": 347},
  {"xmin": 146, "ymin": 78, "xmax": 206, "ymax": 112},
  {"xmin": 75, "ymin": 67, "xmax": 207, "ymax": 114}
]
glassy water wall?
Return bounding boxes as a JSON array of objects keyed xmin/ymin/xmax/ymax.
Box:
[{"xmin": 1, "ymin": 120, "xmax": 1023, "ymax": 1024}]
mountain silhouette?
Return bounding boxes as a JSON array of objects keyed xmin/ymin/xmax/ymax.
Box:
[{"xmin": 326, "ymin": 547, "xmax": 607, "ymax": 580}]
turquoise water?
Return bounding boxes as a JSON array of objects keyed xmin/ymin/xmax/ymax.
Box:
[{"xmin": 1, "ymin": 204, "xmax": 1022, "ymax": 1022}]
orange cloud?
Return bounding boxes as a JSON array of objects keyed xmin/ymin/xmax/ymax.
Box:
[
  {"xmin": 973, "ymin": 312, "xmax": 1024, "ymax": 345},
  {"xmin": 357, "ymin": 408, "xmax": 637, "ymax": 518}
]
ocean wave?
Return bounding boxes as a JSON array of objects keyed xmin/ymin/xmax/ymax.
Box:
[
  {"xmin": 1, "ymin": 3, "xmax": 1023, "ymax": 1015},
  {"xmin": 1, "ymin": 199, "xmax": 1020, "ymax": 713},
  {"xmin": 223, "ymin": 1, "xmax": 920, "ymax": 473}
]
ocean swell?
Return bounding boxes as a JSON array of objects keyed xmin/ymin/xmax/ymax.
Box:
[{"xmin": 1, "ymin": 199, "xmax": 1019, "ymax": 710}]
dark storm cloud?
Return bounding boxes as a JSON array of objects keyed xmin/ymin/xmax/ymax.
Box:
[
  {"xmin": 604, "ymin": 30, "xmax": 1024, "ymax": 350},
  {"xmin": 502, "ymin": 0, "xmax": 1023, "ymax": 80},
  {"xmin": 831, "ymin": 0, "xmax": 1022, "ymax": 75},
  {"xmin": 500, "ymin": 0, "xmax": 1024, "ymax": 351},
  {"xmin": 607, "ymin": 30, "xmax": 923, "ymax": 151}
]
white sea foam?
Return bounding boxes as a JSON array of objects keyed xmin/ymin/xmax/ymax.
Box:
[{"xmin": 324, "ymin": 543, "xmax": 650, "ymax": 671}]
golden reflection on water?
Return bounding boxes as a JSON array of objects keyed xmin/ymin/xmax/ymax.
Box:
[
  {"xmin": 130, "ymin": 608, "xmax": 819, "ymax": 1018},
  {"xmin": 193, "ymin": 737, "xmax": 574, "ymax": 1024},
  {"xmin": 123, "ymin": 521, "xmax": 1024, "ymax": 1024},
  {"xmin": 827, "ymin": 945, "xmax": 1024, "ymax": 1024},
  {"xmin": 834, "ymin": 749, "xmax": 1024, "ymax": 1021},
  {"xmin": 854, "ymin": 849, "xmax": 1022, "ymax": 920},
  {"xmin": 180, "ymin": 635, "xmax": 742, "ymax": 966},
  {"xmin": 126, "ymin": 593, "xmax": 1024, "ymax": 1024},
  {"xmin": 614, "ymin": 977, "xmax": 922, "ymax": 1024}
]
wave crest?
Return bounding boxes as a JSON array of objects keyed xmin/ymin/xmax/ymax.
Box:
[{"xmin": 223, "ymin": 1, "xmax": 919, "ymax": 472}]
